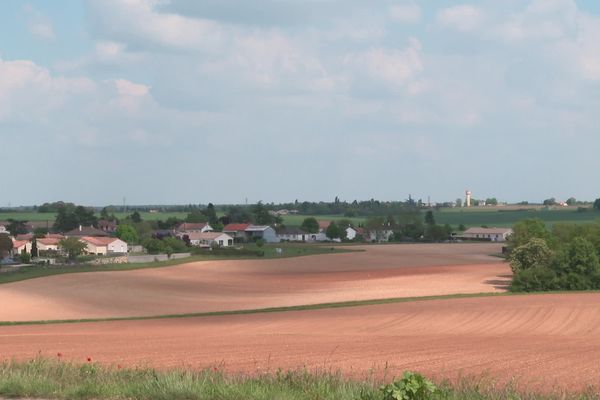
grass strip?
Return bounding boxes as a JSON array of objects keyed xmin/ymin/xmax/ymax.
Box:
[
  {"xmin": 2, "ymin": 290, "xmax": 599, "ymax": 327},
  {"xmin": 0, "ymin": 357, "xmax": 598, "ymax": 400}
]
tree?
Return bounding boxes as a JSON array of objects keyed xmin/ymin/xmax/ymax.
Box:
[
  {"xmin": 594, "ymin": 198, "xmax": 600, "ymax": 211},
  {"xmin": 30, "ymin": 237, "xmax": 38, "ymax": 258},
  {"xmin": 508, "ymin": 238, "xmax": 553, "ymax": 273},
  {"xmin": 543, "ymin": 197, "xmax": 557, "ymax": 206},
  {"xmin": 116, "ymin": 224, "xmax": 139, "ymax": 244},
  {"xmin": 566, "ymin": 197, "xmax": 577, "ymax": 206},
  {"xmin": 130, "ymin": 211, "xmax": 142, "ymax": 223},
  {"xmin": 186, "ymin": 210, "xmax": 207, "ymax": 223},
  {"xmin": 6, "ymin": 219, "xmax": 28, "ymax": 236},
  {"xmin": 204, "ymin": 203, "xmax": 218, "ymax": 225},
  {"xmin": 455, "ymin": 198, "xmax": 462, "ymax": 208},
  {"xmin": 0, "ymin": 234, "xmax": 13, "ymax": 258},
  {"xmin": 54, "ymin": 204, "xmax": 97, "ymax": 232},
  {"xmin": 424, "ymin": 211, "xmax": 435, "ymax": 226},
  {"xmin": 252, "ymin": 201, "xmax": 274, "ymax": 225},
  {"xmin": 301, "ymin": 217, "xmax": 319, "ymax": 233},
  {"xmin": 326, "ymin": 222, "xmax": 342, "ymax": 240},
  {"xmin": 19, "ymin": 252, "xmax": 31, "ymax": 264},
  {"xmin": 510, "ymin": 219, "xmax": 549, "ymax": 248},
  {"xmin": 555, "ymin": 237, "xmax": 600, "ymax": 276},
  {"xmin": 485, "ymin": 198, "xmax": 498, "ymax": 206},
  {"xmin": 60, "ymin": 237, "xmax": 87, "ymax": 260}
]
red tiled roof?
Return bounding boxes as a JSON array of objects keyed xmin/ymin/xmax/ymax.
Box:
[
  {"xmin": 11, "ymin": 240, "xmax": 28, "ymax": 249},
  {"xmin": 223, "ymin": 223, "xmax": 250, "ymax": 232},
  {"xmin": 80, "ymin": 236, "xmax": 119, "ymax": 246},
  {"xmin": 16, "ymin": 234, "xmax": 34, "ymax": 241},
  {"xmin": 318, "ymin": 221, "xmax": 332, "ymax": 230},
  {"xmin": 37, "ymin": 238, "xmax": 61, "ymax": 246}
]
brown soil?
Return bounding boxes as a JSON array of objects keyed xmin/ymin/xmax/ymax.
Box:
[
  {"xmin": 1, "ymin": 293, "xmax": 599, "ymax": 391},
  {"xmin": 0, "ymin": 243, "xmax": 508, "ymax": 322}
]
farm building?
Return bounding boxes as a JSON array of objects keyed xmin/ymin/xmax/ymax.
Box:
[
  {"xmin": 174, "ymin": 222, "xmax": 213, "ymax": 234},
  {"xmin": 186, "ymin": 232, "xmax": 233, "ymax": 247},
  {"xmin": 460, "ymin": 227, "xmax": 513, "ymax": 242},
  {"xmin": 223, "ymin": 223, "xmax": 250, "ymax": 241},
  {"xmin": 80, "ymin": 237, "xmax": 128, "ymax": 255},
  {"xmin": 245, "ymin": 225, "xmax": 280, "ymax": 243},
  {"xmin": 277, "ymin": 227, "xmax": 308, "ymax": 242}
]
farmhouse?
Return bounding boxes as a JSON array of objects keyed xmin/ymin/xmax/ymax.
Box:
[
  {"xmin": 277, "ymin": 227, "xmax": 308, "ymax": 242},
  {"xmin": 11, "ymin": 239, "xmax": 31, "ymax": 256},
  {"xmin": 245, "ymin": 225, "xmax": 280, "ymax": 243},
  {"xmin": 80, "ymin": 237, "xmax": 128, "ymax": 255},
  {"xmin": 223, "ymin": 223, "xmax": 250, "ymax": 241},
  {"xmin": 186, "ymin": 232, "xmax": 233, "ymax": 247},
  {"xmin": 346, "ymin": 227, "xmax": 358, "ymax": 240},
  {"xmin": 37, "ymin": 237, "xmax": 61, "ymax": 252},
  {"xmin": 461, "ymin": 227, "xmax": 513, "ymax": 242},
  {"xmin": 174, "ymin": 222, "xmax": 213, "ymax": 234}
]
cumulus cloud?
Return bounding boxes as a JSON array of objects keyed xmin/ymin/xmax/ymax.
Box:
[{"xmin": 437, "ymin": 5, "xmax": 485, "ymax": 32}]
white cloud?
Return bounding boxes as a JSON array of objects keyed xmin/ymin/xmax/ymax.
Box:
[
  {"xmin": 437, "ymin": 5, "xmax": 485, "ymax": 32},
  {"xmin": 348, "ymin": 38, "xmax": 423, "ymax": 87},
  {"xmin": 390, "ymin": 4, "xmax": 421, "ymax": 24},
  {"xmin": 24, "ymin": 4, "xmax": 55, "ymax": 40}
]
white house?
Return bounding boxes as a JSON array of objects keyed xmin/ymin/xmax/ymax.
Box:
[
  {"xmin": 11, "ymin": 239, "xmax": 31, "ymax": 256},
  {"xmin": 80, "ymin": 237, "xmax": 128, "ymax": 255},
  {"xmin": 245, "ymin": 225, "xmax": 280, "ymax": 243},
  {"xmin": 0, "ymin": 225, "xmax": 7, "ymax": 235},
  {"xmin": 461, "ymin": 227, "xmax": 513, "ymax": 242},
  {"xmin": 277, "ymin": 227, "xmax": 308, "ymax": 242},
  {"xmin": 187, "ymin": 232, "xmax": 233, "ymax": 247},
  {"xmin": 346, "ymin": 227, "xmax": 357, "ymax": 240}
]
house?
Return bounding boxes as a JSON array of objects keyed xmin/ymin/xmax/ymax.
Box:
[
  {"xmin": 222, "ymin": 223, "xmax": 250, "ymax": 242},
  {"xmin": 186, "ymin": 232, "xmax": 233, "ymax": 247},
  {"xmin": 346, "ymin": 227, "xmax": 358, "ymax": 241},
  {"xmin": 80, "ymin": 236, "xmax": 128, "ymax": 255},
  {"xmin": 0, "ymin": 224, "xmax": 7, "ymax": 235},
  {"xmin": 277, "ymin": 227, "xmax": 308, "ymax": 242},
  {"xmin": 11, "ymin": 239, "xmax": 31, "ymax": 256},
  {"xmin": 245, "ymin": 225, "xmax": 280, "ymax": 243},
  {"xmin": 174, "ymin": 222, "xmax": 213, "ymax": 234},
  {"xmin": 37, "ymin": 237, "xmax": 62, "ymax": 252},
  {"xmin": 65, "ymin": 225, "xmax": 110, "ymax": 237},
  {"xmin": 364, "ymin": 229, "xmax": 394, "ymax": 242},
  {"xmin": 98, "ymin": 219, "xmax": 118, "ymax": 233},
  {"xmin": 461, "ymin": 227, "xmax": 513, "ymax": 242},
  {"xmin": 16, "ymin": 233, "xmax": 34, "ymax": 241}
]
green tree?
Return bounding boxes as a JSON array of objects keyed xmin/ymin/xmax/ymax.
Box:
[
  {"xmin": 485, "ymin": 198, "xmax": 498, "ymax": 205},
  {"xmin": 130, "ymin": 211, "xmax": 142, "ymax": 223},
  {"xmin": 325, "ymin": 221, "xmax": 342, "ymax": 240},
  {"xmin": 60, "ymin": 237, "xmax": 87, "ymax": 260},
  {"xmin": 19, "ymin": 252, "xmax": 31, "ymax": 264},
  {"xmin": 116, "ymin": 224, "xmax": 139, "ymax": 244},
  {"xmin": 0, "ymin": 234, "xmax": 13, "ymax": 258},
  {"xmin": 424, "ymin": 211, "xmax": 435, "ymax": 226},
  {"xmin": 566, "ymin": 197, "xmax": 577, "ymax": 206},
  {"xmin": 186, "ymin": 210, "xmax": 208, "ymax": 223},
  {"xmin": 300, "ymin": 217, "xmax": 319, "ymax": 233},
  {"xmin": 30, "ymin": 238, "xmax": 38, "ymax": 258},
  {"xmin": 555, "ymin": 237, "xmax": 600, "ymax": 276},
  {"xmin": 508, "ymin": 238, "xmax": 554, "ymax": 273},
  {"xmin": 594, "ymin": 198, "xmax": 600, "ymax": 211},
  {"xmin": 204, "ymin": 203, "xmax": 218, "ymax": 225},
  {"xmin": 510, "ymin": 219, "xmax": 549, "ymax": 248},
  {"xmin": 252, "ymin": 201, "xmax": 273, "ymax": 225}
]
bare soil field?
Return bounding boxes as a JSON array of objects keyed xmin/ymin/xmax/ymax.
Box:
[
  {"xmin": 1, "ymin": 293, "xmax": 599, "ymax": 391},
  {"xmin": 0, "ymin": 243, "xmax": 507, "ymax": 322}
]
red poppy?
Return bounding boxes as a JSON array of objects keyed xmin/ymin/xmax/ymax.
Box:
[
  {"xmin": 87, "ymin": 357, "xmax": 92, "ymax": 362},
  {"xmin": 57, "ymin": 352, "xmax": 63, "ymax": 358}
]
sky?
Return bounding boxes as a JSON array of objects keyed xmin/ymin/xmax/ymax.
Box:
[{"xmin": 1, "ymin": 0, "xmax": 599, "ymax": 206}]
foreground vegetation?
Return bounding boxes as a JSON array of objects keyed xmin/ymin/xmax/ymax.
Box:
[{"xmin": 0, "ymin": 358, "xmax": 597, "ymax": 400}]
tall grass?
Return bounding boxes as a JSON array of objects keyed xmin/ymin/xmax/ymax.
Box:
[{"xmin": 0, "ymin": 358, "xmax": 598, "ymax": 400}]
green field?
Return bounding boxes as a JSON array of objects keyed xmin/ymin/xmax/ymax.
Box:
[{"xmin": 2, "ymin": 208, "xmax": 600, "ymax": 229}]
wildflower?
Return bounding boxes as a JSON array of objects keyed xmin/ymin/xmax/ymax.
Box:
[{"xmin": 87, "ymin": 357, "xmax": 92, "ymax": 362}]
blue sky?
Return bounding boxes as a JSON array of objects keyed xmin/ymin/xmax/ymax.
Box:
[{"xmin": 1, "ymin": 0, "xmax": 599, "ymax": 206}]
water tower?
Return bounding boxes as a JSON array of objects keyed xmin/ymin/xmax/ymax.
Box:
[{"xmin": 465, "ymin": 190, "xmax": 472, "ymax": 207}]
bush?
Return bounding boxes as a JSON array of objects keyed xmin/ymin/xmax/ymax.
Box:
[
  {"xmin": 255, "ymin": 238, "xmax": 265, "ymax": 248},
  {"xmin": 19, "ymin": 252, "xmax": 31, "ymax": 264},
  {"xmin": 380, "ymin": 371, "xmax": 438, "ymax": 400},
  {"xmin": 511, "ymin": 266, "xmax": 558, "ymax": 292}
]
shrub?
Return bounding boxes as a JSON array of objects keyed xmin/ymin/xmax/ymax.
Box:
[
  {"xmin": 511, "ymin": 266, "xmax": 558, "ymax": 292},
  {"xmin": 380, "ymin": 371, "xmax": 438, "ymax": 400},
  {"xmin": 255, "ymin": 238, "xmax": 265, "ymax": 248},
  {"xmin": 508, "ymin": 238, "xmax": 553, "ymax": 273},
  {"xmin": 19, "ymin": 252, "xmax": 31, "ymax": 264}
]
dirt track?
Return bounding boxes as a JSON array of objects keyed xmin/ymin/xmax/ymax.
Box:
[
  {"xmin": 1, "ymin": 293, "xmax": 600, "ymax": 391},
  {"xmin": 0, "ymin": 243, "xmax": 507, "ymax": 322}
]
